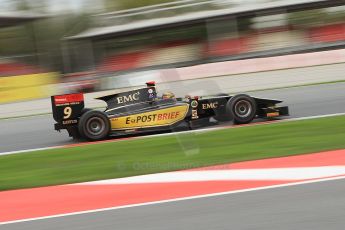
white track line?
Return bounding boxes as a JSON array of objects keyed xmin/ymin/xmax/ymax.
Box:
[
  {"xmin": 79, "ymin": 166, "xmax": 345, "ymax": 184},
  {"xmin": 0, "ymin": 147, "xmax": 58, "ymax": 156},
  {"xmin": 282, "ymin": 112, "xmax": 345, "ymax": 121},
  {"xmin": 1, "ymin": 112, "xmax": 345, "ymax": 157},
  {"xmin": 1, "ymin": 175, "xmax": 345, "ymax": 226}
]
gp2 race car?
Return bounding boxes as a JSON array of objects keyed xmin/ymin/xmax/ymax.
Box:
[{"xmin": 51, "ymin": 82, "xmax": 289, "ymax": 141}]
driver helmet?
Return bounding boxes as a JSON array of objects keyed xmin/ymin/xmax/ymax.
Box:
[{"xmin": 162, "ymin": 91, "xmax": 175, "ymax": 100}]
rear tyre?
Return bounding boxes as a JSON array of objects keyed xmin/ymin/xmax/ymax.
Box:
[
  {"xmin": 78, "ymin": 110, "xmax": 110, "ymax": 141},
  {"xmin": 226, "ymin": 94, "xmax": 257, "ymax": 125},
  {"xmin": 66, "ymin": 108, "xmax": 93, "ymax": 140}
]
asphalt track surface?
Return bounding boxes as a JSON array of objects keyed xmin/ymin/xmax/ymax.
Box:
[
  {"xmin": 2, "ymin": 178, "xmax": 345, "ymax": 230},
  {"xmin": 1, "ymin": 82, "xmax": 345, "ymax": 153}
]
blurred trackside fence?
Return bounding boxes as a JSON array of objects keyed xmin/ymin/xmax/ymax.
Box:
[
  {"xmin": 62, "ymin": 0, "xmax": 345, "ymax": 93},
  {"xmin": 99, "ymin": 48, "xmax": 345, "ymax": 96},
  {"xmin": 0, "ymin": 55, "xmax": 59, "ymax": 104},
  {"xmin": 1, "ymin": 48, "xmax": 345, "ymax": 119}
]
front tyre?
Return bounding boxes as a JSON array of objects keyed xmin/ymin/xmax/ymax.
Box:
[
  {"xmin": 227, "ymin": 94, "xmax": 257, "ymax": 124},
  {"xmin": 78, "ymin": 110, "xmax": 110, "ymax": 141}
]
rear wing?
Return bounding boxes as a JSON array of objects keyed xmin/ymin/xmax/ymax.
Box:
[{"xmin": 51, "ymin": 93, "xmax": 84, "ymax": 124}]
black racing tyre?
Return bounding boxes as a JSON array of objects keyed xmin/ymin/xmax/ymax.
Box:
[
  {"xmin": 226, "ymin": 94, "xmax": 257, "ymax": 125},
  {"xmin": 78, "ymin": 110, "xmax": 110, "ymax": 141},
  {"xmin": 65, "ymin": 108, "xmax": 93, "ymax": 140}
]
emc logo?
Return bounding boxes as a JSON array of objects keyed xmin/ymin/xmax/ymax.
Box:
[{"xmin": 116, "ymin": 92, "xmax": 140, "ymax": 104}]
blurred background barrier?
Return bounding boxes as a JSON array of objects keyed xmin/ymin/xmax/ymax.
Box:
[
  {"xmin": 59, "ymin": 0, "xmax": 345, "ymax": 93},
  {"xmin": 100, "ymin": 49, "xmax": 345, "ymax": 90},
  {"xmin": 0, "ymin": 72, "xmax": 59, "ymax": 104},
  {"xmin": 1, "ymin": 50, "xmax": 345, "ymax": 119},
  {"xmin": 1, "ymin": 0, "xmax": 345, "ymax": 106},
  {"xmin": 0, "ymin": 73, "xmax": 57, "ymax": 89}
]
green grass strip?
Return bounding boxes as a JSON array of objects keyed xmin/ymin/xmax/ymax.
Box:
[{"xmin": 1, "ymin": 115, "xmax": 345, "ymax": 191}]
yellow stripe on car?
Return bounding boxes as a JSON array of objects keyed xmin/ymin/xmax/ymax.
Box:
[{"xmin": 110, "ymin": 104, "xmax": 189, "ymax": 130}]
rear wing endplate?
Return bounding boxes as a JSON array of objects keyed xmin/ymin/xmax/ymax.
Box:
[{"xmin": 51, "ymin": 93, "xmax": 85, "ymax": 124}]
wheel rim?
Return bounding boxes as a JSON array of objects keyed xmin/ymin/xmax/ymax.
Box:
[
  {"xmin": 86, "ymin": 117, "xmax": 105, "ymax": 136},
  {"xmin": 234, "ymin": 100, "xmax": 252, "ymax": 118}
]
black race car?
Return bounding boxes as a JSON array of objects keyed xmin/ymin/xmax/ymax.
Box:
[{"xmin": 51, "ymin": 82, "xmax": 289, "ymax": 141}]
